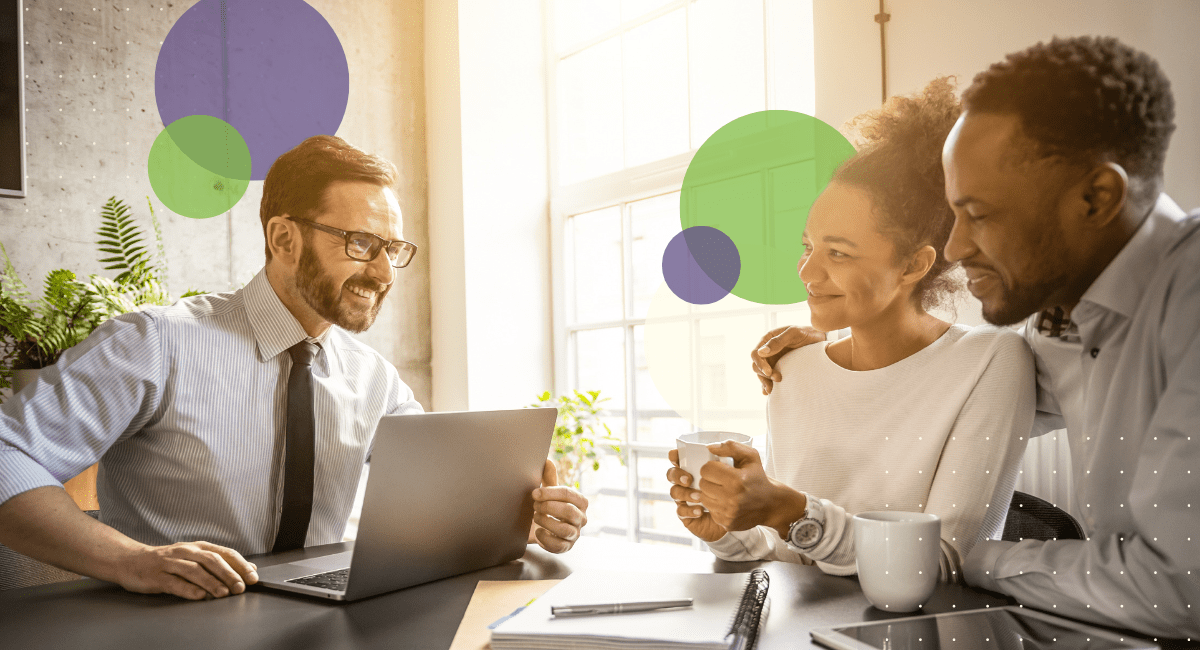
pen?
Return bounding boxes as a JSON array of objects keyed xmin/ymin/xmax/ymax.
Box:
[{"xmin": 550, "ymin": 599, "xmax": 694, "ymax": 617}]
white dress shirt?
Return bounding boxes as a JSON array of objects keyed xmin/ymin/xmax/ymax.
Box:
[
  {"xmin": 964, "ymin": 195, "xmax": 1200, "ymax": 638},
  {"xmin": 0, "ymin": 269, "xmax": 423, "ymax": 554}
]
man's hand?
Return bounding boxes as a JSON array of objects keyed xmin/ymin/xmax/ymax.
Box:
[
  {"xmin": 666, "ymin": 449, "xmax": 728, "ymax": 543},
  {"xmin": 692, "ymin": 441, "xmax": 806, "ymax": 537},
  {"xmin": 751, "ymin": 325, "xmax": 825, "ymax": 395},
  {"xmin": 0, "ymin": 486, "xmax": 257, "ymax": 601},
  {"xmin": 528, "ymin": 459, "xmax": 589, "ymax": 553},
  {"xmin": 117, "ymin": 541, "xmax": 259, "ymax": 601}
]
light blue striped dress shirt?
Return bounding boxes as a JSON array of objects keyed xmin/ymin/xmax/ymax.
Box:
[
  {"xmin": 965, "ymin": 195, "xmax": 1200, "ymax": 637},
  {"xmin": 0, "ymin": 269, "xmax": 423, "ymax": 554}
]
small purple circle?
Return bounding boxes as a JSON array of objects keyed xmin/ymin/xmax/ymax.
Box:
[
  {"xmin": 155, "ymin": 0, "xmax": 350, "ymax": 180},
  {"xmin": 663, "ymin": 226, "xmax": 742, "ymax": 305}
]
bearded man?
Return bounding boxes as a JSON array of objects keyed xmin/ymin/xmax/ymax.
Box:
[{"xmin": 0, "ymin": 135, "xmax": 588, "ymax": 601}]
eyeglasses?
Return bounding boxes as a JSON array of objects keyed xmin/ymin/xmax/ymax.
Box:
[{"xmin": 288, "ymin": 218, "xmax": 418, "ymax": 268}]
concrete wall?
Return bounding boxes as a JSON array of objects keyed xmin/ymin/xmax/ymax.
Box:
[
  {"xmin": 0, "ymin": 0, "xmax": 432, "ymax": 407},
  {"xmin": 815, "ymin": 0, "xmax": 1200, "ymax": 211}
]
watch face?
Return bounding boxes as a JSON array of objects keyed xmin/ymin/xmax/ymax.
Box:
[{"xmin": 794, "ymin": 520, "xmax": 822, "ymax": 548}]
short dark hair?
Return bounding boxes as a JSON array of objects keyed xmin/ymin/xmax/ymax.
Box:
[
  {"xmin": 259, "ymin": 135, "xmax": 399, "ymax": 260},
  {"xmin": 834, "ymin": 76, "xmax": 963, "ymax": 311},
  {"xmin": 962, "ymin": 36, "xmax": 1175, "ymax": 203}
]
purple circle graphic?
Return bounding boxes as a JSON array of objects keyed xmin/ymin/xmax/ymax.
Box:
[
  {"xmin": 663, "ymin": 226, "xmax": 742, "ymax": 305},
  {"xmin": 155, "ymin": 0, "xmax": 350, "ymax": 181}
]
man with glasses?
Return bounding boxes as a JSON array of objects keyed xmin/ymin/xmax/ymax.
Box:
[{"xmin": 0, "ymin": 135, "xmax": 589, "ymax": 601}]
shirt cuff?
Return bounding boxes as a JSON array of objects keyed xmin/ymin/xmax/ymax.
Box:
[
  {"xmin": 963, "ymin": 539, "xmax": 1017, "ymax": 593},
  {"xmin": 0, "ymin": 448, "xmax": 64, "ymax": 506}
]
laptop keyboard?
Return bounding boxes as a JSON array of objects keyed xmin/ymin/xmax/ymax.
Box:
[{"xmin": 286, "ymin": 567, "xmax": 350, "ymax": 592}]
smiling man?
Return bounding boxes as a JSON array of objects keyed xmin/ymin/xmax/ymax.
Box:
[
  {"xmin": 940, "ymin": 37, "xmax": 1199, "ymax": 637},
  {"xmin": 0, "ymin": 135, "xmax": 588, "ymax": 601}
]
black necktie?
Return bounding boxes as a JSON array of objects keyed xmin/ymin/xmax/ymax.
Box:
[{"xmin": 273, "ymin": 340, "xmax": 318, "ymax": 552}]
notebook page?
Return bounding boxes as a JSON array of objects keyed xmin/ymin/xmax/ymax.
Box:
[{"xmin": 491, "ymin": 570, "xmax": 754, "ymax": 648}]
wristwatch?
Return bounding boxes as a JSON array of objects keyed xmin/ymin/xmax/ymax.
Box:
[{"xmin": 785, "ymin": 493, "xmax": 825, "ymax": 551}]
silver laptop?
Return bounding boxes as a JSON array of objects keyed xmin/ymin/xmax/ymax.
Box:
[{"xmin": 255, "ymin": 407, "xmax": 557, "ymax": 601}]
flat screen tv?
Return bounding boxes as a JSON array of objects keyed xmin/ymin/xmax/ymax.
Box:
[{"xmin": 1, "ymin": 0, "xmax": 26, "ymax": 198}]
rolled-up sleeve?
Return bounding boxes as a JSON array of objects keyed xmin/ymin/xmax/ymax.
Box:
[
  {"xmin": 385, "ymin": 366, "xmax": 424, "ymax": 416},
  {"xmin": 0, "ymin": 312, "xmax": 163, "ymax": 506}
]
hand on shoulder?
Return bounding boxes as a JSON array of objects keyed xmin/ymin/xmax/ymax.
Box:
[{"xmin": 750, "ymin": 326, "xmax": 826, "ymax": 395}]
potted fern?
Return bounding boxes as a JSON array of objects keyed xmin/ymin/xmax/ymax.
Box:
[
  {"xmin": 0, "ymin": 196, "xmax": 198, "ymax": 397},
  {"xmin": 530, "ymin": 389, "xmax": 624, "ymax": 492},
  {"xmin": 1, "ymin": 197, "xmax": 202, "ymax": 510}
]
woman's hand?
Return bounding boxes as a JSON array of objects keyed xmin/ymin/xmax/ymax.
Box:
[
  {"xmin": 666, "ymin": 449, "xmax": 729, "ymax": 543},
  {"xmin": 695, "ymin": 441, "xmax": 807, "ymax": 538}
]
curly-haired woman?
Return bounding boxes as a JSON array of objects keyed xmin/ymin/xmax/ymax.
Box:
[{"xmin": 665, "ymin": 78, "xmax": 1035, "ymax": 582}]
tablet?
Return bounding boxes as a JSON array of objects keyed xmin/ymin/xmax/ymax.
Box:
[{"xmin": 811, "ymin": 606, "xmax": 1159, "ymax": 650}]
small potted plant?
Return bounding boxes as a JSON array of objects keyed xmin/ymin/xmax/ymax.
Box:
[{"xmin": 530, "ymin": 389, "xmax": 624, "ymax": 492}]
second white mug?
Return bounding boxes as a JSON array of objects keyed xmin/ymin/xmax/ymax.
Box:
[{"xmin": 852, "ymin": 511, "xmax": 940, "ymax": 612}]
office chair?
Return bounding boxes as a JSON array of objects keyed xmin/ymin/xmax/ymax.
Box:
[
  {"xmin": 1002, "ymin": 491, "xmax": 1084, "ymax": 542},
  {"xmin": 0, "ymin": 510, "xmax": 100, "ymax": 590}
]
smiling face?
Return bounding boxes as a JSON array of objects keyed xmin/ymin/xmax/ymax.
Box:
[
  {"xmin": 799, "ymin": 182, "xmax": 927, "ymax": 332},
  {"xmin": 291, "ymin": 181, "xmax": 403, "ymax": 333},
  {"xmin": 942, "ymin": 111, "xmax": 1081, "ymax": 325}
]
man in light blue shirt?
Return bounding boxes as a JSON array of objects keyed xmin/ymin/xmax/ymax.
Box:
[
  {"xmin": 940, "ymin": 36, "xmax": 1199, "ymax": 637},
  {"xmin": 753, "ymin": 37, "xmax": 1198, "ymax": 637},
  {"xmin": 0, "ymin": 135, "xmax": 588, "ymax": 600}
]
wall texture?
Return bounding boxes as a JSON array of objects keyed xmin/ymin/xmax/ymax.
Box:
[
  {"xmin": 0, "ymin": 0, "xmax": 431, "ymax": 407},
  {"xmin": 816, "ymin": 0, "xmax": 1200, "ymax": 211}
]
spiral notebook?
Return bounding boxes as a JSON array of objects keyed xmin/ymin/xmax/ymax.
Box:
[{"xmin": 489, "ymin": 569, "xmax": 769, "ymax": 650}]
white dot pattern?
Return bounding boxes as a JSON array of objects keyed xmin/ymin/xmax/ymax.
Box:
[{"xmin": 975, "ymin": 200, "xmax": 1200, "ymax": 638}]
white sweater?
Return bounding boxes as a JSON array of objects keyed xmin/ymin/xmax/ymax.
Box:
[{"xmin": 707, "ymin": 324, "xmax": 1035, "ymax": 582}]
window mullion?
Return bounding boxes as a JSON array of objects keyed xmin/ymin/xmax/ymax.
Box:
[
  {"xmin": 622, "ymin": 201, "xmax": 639, "ymax": 542},
  {"xmin": 762, "ymin": 0, "xmax": 771, "ymax": 110},
  {"xmin": 684, "ymin": 0, "xmax": 693, "ymax": 151}
]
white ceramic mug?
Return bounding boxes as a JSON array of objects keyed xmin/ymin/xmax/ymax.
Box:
[
  {"xmin": 675, "ymin": 431, "xmax": 753, "ymax": 509},
  {"xmin": 852, "ymin": 511, "xmax": 940, "ymax": 612}
]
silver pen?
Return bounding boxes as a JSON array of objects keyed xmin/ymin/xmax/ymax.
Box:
[{"xmin": 551, "ymin": 598, "xmax": 694, "ymax": 617}]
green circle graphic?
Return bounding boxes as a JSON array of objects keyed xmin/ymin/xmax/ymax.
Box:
[
  {"xmin": 147, "ymin": 115, "xmax": 252, "ymax": 219},
  {"xmin": 680, "ymin": 111, "xmax": 856, "ymax": 305}
]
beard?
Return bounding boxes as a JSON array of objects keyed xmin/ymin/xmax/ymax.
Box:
[
  {"xmin": 975, "ymin": 198, "xmax": 1075, "ymax": 327},
  {"xmin": 294, "ymin": 243, "xmax": 391, "ymax": 333},
  {"xmin": 977, "ymin": 270, "xmax": 1066, "ymax": 326}
]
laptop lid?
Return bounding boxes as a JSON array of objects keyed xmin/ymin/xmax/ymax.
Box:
[{"xmin": 341, "ymin": 407, "xmax": 557, "ymax": 600}]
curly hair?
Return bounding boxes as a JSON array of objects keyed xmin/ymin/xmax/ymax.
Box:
[
  {"xmin": 962, "ymin": 36, "xmax": 1175, "ymax": 204},
  {"xmin": 259, "ymin": 135, "xmax": 399, "ymax": 261},
  {"xmin": 834, "ymin": 76, "xmax": 963, "ymax": 312}
]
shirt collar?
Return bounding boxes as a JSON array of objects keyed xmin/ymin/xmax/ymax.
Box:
[
  {"xmin": 1077, "ymin": 193, "xmax": 1189, "ymax": 321},
  {"xmin": 243, "ymin": 268, "xmax": 333, "ymax": 362}
]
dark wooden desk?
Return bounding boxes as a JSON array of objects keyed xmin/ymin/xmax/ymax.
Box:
[{"xmin": 0, "ymin": 536, "xmax": 1065, "ymax": 650}]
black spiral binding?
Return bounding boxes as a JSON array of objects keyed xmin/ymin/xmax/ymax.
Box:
[{"xmin": 726, "ymin": 568, "xmax": 769, "ymax": 650}]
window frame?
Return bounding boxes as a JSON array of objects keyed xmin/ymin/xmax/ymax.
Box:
[{"xmin": 543, "ymin": 0, "xmax": 815, "ymax": 546}]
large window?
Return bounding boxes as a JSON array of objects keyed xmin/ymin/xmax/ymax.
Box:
[{"xmin": 547, "ymin": 0, "xmax": 816, "ymax": 545}]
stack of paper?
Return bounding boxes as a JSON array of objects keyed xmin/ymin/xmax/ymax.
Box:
[{"xmin": 490, "ymin": 570, "xmax": 757, "ymax": 650}]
